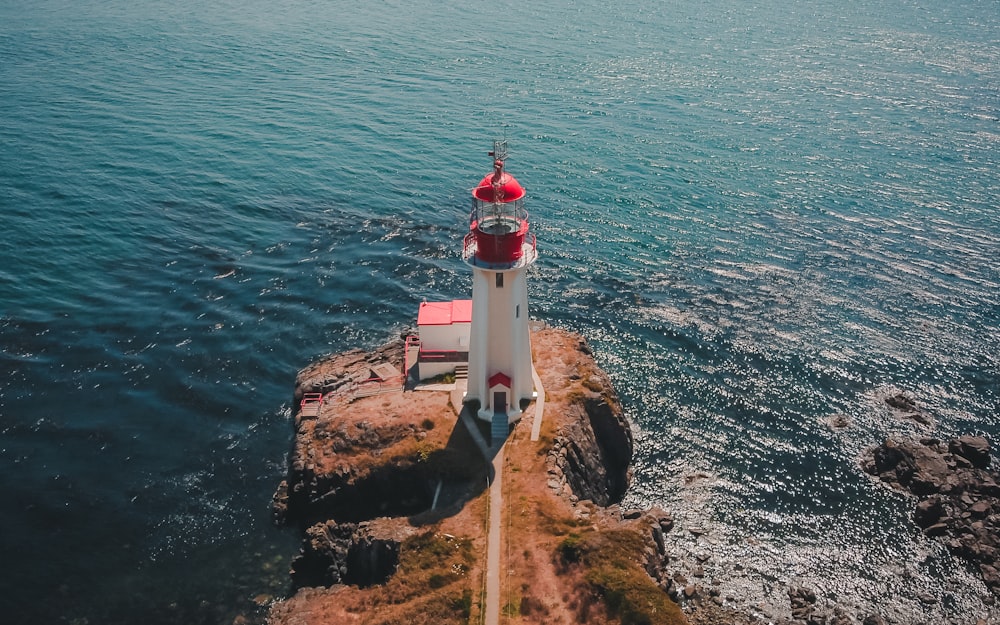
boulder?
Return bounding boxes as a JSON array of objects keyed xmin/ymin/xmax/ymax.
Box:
[
  {"xmin": 906, "ymin": 445, "xmax": 951, "ymax": 495},
  {"xmin": 913, "ymin": 497, "xmax": 946, "ymax": 529},
  {"xmin": 950, "ymin": 436, "xmax": 991, "ymax": 470}
]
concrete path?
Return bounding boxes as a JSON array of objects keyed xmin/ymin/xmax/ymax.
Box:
[
  {"xmin": 529, "ymin": 366, "xmax": 546, "ymax": 442},
  {"xmin": 484, "ymin": 448, "xmax": 504, "ymax": 625},
  {"xmin": 451, "ymin": 373, "xmax": 541, "ymax": 625}
]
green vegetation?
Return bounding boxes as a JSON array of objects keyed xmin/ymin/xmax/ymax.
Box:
[
  {"xmin": 451, "ymin": 589, "xmax": 473, "ymax": 618},
  {"xmin": 359, "ymin": 531, "xmax": 476, "ymax": 625},
  {"xmin": 557, "ymin": 529, "xmax": 686, "ymax": 625},
  {"xmin": 425, "ymin": 372, "xmax": 456, "ymax": 385}
]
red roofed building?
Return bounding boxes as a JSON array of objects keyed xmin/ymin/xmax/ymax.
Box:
[{"xmin": 415, "ymin": 299, "xmax": 472, "ymax": 380}]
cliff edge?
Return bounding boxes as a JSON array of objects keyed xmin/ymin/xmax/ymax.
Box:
[{"xmin": 268, "ymin": 325, "xmax": 687, "ymax": 625}]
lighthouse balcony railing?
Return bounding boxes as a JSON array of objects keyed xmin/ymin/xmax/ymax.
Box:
[{"xmin": 462, "ymin": 232, "xmax": 537, "ymax": 269}]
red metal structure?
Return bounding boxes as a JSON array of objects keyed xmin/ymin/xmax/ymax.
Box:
[{"xmin": 464, "ymin": 150, "xmax": 535, "ymax": 266}]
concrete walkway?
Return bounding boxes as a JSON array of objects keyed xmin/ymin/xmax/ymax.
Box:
[
  {"xmin": 484, "ymin": 448, "xmax": 504, "ymax": 625},
  {"xmin": 452, "ymin": 373, "xmax": 544, "ymax": 625},
  {"xmin": 529, "ymin": 365, "xmax": 546, "ymax": 442}
]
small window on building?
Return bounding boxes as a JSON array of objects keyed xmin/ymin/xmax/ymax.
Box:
[
  {"xmin": 515, "ymin": 305, "xmax": 520, "ymax": 318},
  {"xmin": 496, "ymin": 273, "xmax": 504, "ymax": 288}
]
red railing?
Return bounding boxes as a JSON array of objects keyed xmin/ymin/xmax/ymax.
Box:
[
  {"xmin": 298, "ymin": 373, "xmax": 405, "ymax": 418},
  {"xmin": 417, "ymin": 349, "xmax": 469, "ymax": 363},
  {"xmin": 299, "ymin": 392, "xmax": 324, "ymax": 417}
]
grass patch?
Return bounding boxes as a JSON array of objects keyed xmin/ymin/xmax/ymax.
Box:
[
  {"xmin": 425, "ymin": 372, "xmax": 456, "ymax": 384},
  {"xmin": 535, "ymin": 497, "xmax": 584, "ymax": 537},
  {"xmin": 557, "ymin": 529, "xmax": 686, "ymax": 625},
  {"xmin": 356, "ymin": 531, "xmax": 476, "ymax": 625}
]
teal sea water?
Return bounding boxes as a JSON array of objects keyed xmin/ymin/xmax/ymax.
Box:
[{"xmin": 1, "ymin": 0, "xmax": 997, "ymax": 622}]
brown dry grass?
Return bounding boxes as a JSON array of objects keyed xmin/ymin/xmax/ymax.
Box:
[{"xmin": 306, "ymin": 390, "xmax": 458, "ymax": 478}]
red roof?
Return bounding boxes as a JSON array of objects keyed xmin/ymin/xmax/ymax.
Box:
[
  {"xmin": 488, "ymin": 372, "xmax": 511, "ymax": 388},
  {"xmin": 472, "ymin": 172, "xmax": 525, "ymax": 203},
  {"xmin": 417, "ymin": 299, "xmax": 473, "ymax": 326}
]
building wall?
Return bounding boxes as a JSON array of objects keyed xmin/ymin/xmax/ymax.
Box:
[
  {"xmin": 466, "ymin": 266, "xmax": 534, "ymax": 423},
  {"xmin": 417, "ymin": 361, "xmax": 459, "ymax": 381},
  {"xmin": 418, "ymin": 322, "xmax": 470, "ymax": 352}
]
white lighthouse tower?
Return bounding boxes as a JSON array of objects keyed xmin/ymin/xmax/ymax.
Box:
[{"xmin": 462, "ymin": 141, "xmax": 537, "ymax": 429}]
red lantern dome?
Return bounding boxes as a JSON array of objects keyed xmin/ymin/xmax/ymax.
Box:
[
  {"xmin": 472, "ymin": 164, "xmax": 526, "ymax": 204},
  {"xmin": 463, "ymin": 154, "xmax": 536, "ymax": 267}
]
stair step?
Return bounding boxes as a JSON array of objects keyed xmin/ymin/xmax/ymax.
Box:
[{"xmin": 490, "ymin": 412, "xmax": 508, "ymax": 445}]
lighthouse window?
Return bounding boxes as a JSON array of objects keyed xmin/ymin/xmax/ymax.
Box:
[
  {"xmin": 516, "ymin": 305, "xmax": 520, "ymax": 318},
  {"xmin": 496, "ymin": 273, "xmax": 504, "ymax": 288}
]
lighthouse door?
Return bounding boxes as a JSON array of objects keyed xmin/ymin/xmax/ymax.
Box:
[{"xmin": 493, "ymin": 391, "xmax": 507, "ymax": 415}]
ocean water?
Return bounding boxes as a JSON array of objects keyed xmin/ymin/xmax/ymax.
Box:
[{"xmin": 1, "ymin": 0, "xmax": 997, "ymax": 623}]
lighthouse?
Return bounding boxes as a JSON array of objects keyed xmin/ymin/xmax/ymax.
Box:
[{"xmin": 462, "ymin": 141, "xmax": 537, "ymax": 426}]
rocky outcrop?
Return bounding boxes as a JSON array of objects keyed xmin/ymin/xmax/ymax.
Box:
[
  {"xmin": 864, "ymin": 435, "xmax": 1000, "ymax": 594},
  {"xmin": 289, "ymin": 520, "xmax": 405, "ymax": 589},
  {"xmin": 269, "ymin": 326, "xmax": 668, "ymax": 625},
  {"xmin": 883, "ymin": 391, "xmax": 934, "ymax": 426},
  {"xmin": 273, "ymin": 338, "xmax": 489, "ymax": 596},
  {"xmin": 540, "ymin": 335, "xmax": 634, "ymax": 507},
  {"xmin": 292, "ymin": 338, "xmax": 405, "ymax": 407},
  {"xmin": 549, "ymin": 392, "xmax": 633, "ymax": 506}
]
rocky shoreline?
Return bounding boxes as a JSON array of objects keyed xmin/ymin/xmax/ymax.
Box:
[
  {"xmin": 266, "ymin": 330, "xmax": 997, "ymax": 625},
  {"xmin": 864, "ymin": 431, "xmax": 1000, "ymax": 597}
]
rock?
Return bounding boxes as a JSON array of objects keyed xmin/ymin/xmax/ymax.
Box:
[
  {"xmin": 622, "ymin": 508, "xmax": 643, "ymax": 520},
  {"xmin": 830, "ymin": 608, "xmax": 853, "ymax": 625},
  {"xmin": 659, "ymin": 516, "xmax": 674, "ymax": 534},
  {"xmin": 950, "ymin": 436, "xmax": 991, "ymax": 470},
  {"xmin": 551, "ymin": 380, "xmax": 634, "ymax": 506},
  {"xmin": 913, "ymin": 497, "xmax": 946, "ymax": 528},
  {"xmin": 866, "ymin": 434, "xmax": 1000, "ymax": 595},
  {"xmin": 346, "ymin": 525, "xmax": 401, "ymax": 587},
  {"xmin": 791, "ymin": 605, "xmax": 812, "ymax": 621},
  {"xmin": 827, "ymin": 414, "xmax": 852, "ymax": 429},
  {"xmin": 650, "ymin": 528, "xmax": 665, "ymax": 556},
  {"xmin": 971, "ymin": 499, "xmax": 992, "ymax": 517},
  {"xmin": 272, "ymin": 480, "xmax": 290, "ymax": 526},
  {"xmin": 788, "ymin": 585, "xmax": 817, "ymax": 607},
  {"xmin": 869, "ymin": 439, "xmax": 906, "ymax": 475},
  {"xmin": 291, "ymin": 520, "xmax": 358, "ymax": 588},
  {"xmin": 885, "ymin": 393, "xmax": 918, "ymax": 412},
  {"xmin": 923, "ymin": 522, "xmax": 949, "ymax": 537},
  {"xmin": 862, "ymin": 616, "xmax": 886, "ymax": 625},
  {"xmin": 884, "ymin": 392, "xmax": 934, "ymax": 425},
  {"xmin": 982, "ymin": 564, "xmax": 1000, "ymax": 588},
  {"xmin": 906, "ymin": 445, "xmax": 950, "ymax": 495}
]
